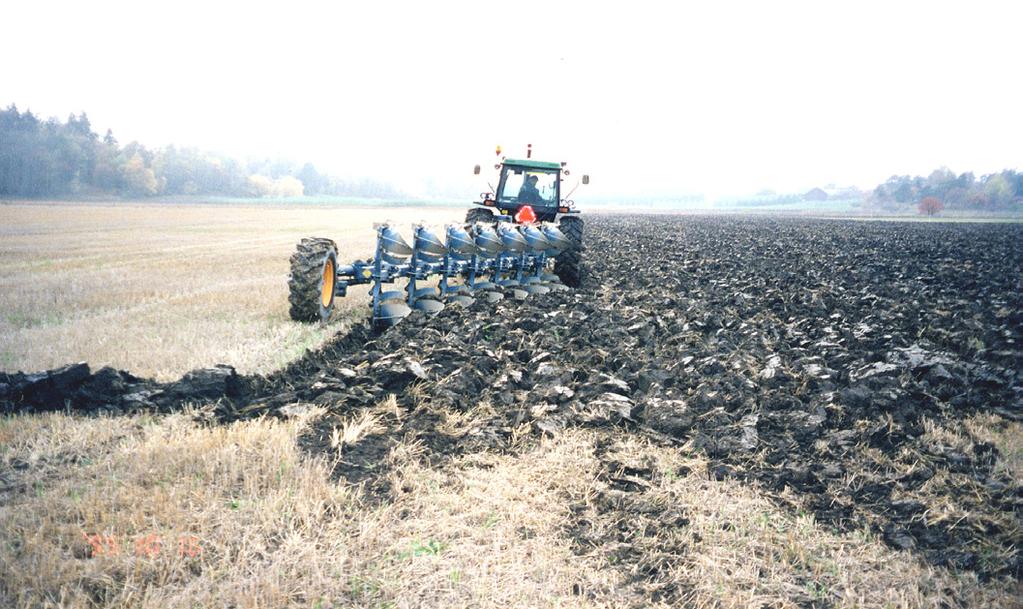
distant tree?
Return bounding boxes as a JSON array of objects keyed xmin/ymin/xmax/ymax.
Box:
[
  {"xmin": 67, "ymin": 112, "xmax": 96, "ymax": 141},
  {"xmin": 918, "ymin": 196, "xmax": 944, "ymax": 216},
  {"xmin": 955, "ymin": 172, "xmax": 975, "ymax": 189},
  {"xmin": 894, "ymin": 180, "xmax": 914, "ymax": 203},
  {"xmin": 121, "ymin": 153, "xmax": 158, "ymax": 196},
  {"xmin": 944, "ymin": 186, "xmax": 969, "ymax": 208},
  {"xmin": 246, "ymin": 174, "xmax": 304, "ymax": 197},
  {"xmin": 983, "ymin": 173, "xmax": 1014, "ymax": 207},
  {"xmin": 296, "ymin": 163, "xmax": 327, "ymax": 195},
  {"xmin": 803, "ymin": 187, "xmax": 828, "ymax": 202},
  {"xmin": 247, "ymin": 174, "xmax": 274, "ymax": 197},
  {"xmin": 968, "ymin": 192, "xmax": 990, "ymax": 209},
  {"xmin": 93, "ymin": 136, "xmax": 123, "ymax": 191},
  {"xmin": 122, "ymin": 141, "xmax": 153, "ymax": 167},
  {"xmin": 272, "ymin": 176, "xmax": 304, "ymax": 197},
  {"xmin": 1012, "ymin": 171, "xmax": 1023, "ymax": 198},
  {"xmin": 923, "ymin": 167, "xmax": 955, "ymax": 199}
]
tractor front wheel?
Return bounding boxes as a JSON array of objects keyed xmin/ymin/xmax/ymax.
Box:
[
  {"xmin": 465, "ymin": 207, "xmax": 495, "ymax": 224},
  {"xmin": 554, "ymin": 216, "xmax": 584, "ymax": 287},
  {"xmin": 289, "ymin": 237, "xmax": 338, "ymax": 322}
]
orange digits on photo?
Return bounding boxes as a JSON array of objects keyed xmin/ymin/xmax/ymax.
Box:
[
  {"xmin": 134, "ymin": 533, "xmax": 162, "ymax": 558},
  {"xmin": 82, "ymin": 531, "xmax": 120, "ymax": 557},
  {"xmin": 80, "ymin": 530, "xmax": 202, "ymax": 560},
  {"xmin": 178, "ymin": 534, "xmax": 202, "ymax": 558}
]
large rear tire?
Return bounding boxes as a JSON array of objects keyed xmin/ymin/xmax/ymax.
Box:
[
  {"xmin": 554, "ymin": 216, "xmax": 584, "ymax": 287},
  {"xmin": 465, "ymin": 207, "xmax": 495, "ymax": 224},
  {"xmin": 289, "ymin": 238, "xmax": 338, "ymax": 322}
]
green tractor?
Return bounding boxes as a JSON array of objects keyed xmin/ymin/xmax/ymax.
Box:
[{"xmin": 469, "ymin": 148, "xmax": 588, "ymax": 287}]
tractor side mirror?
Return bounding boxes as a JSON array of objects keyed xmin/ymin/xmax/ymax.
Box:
[
  {"xmin": 473, "ymin": 165, "xmax": 481, "ymax": 175},
  {"xmin": 582, "ymin": 175, "xmax": 590, "ymax": 185}
]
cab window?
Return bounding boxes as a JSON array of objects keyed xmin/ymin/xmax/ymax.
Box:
[{"xmin": 499, "ymin": 169, "xmax": 557, "ymax": 206}]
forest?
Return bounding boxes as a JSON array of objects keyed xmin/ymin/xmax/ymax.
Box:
[
  {"xmin": 867, "ymin": 168, "xmax": 1023, "ymax": 212},
  {"xmin": 0, "ymin": 105, "xmax": 403, "ymax": 199}
]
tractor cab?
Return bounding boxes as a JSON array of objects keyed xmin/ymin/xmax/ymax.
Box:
[
  {"xmin": 495, "ymin": 159, "xmax": 561, "ymax": 215},
  {"xmin": 473, "ymin": 156, "xmax": 585, "ymax": 223}
]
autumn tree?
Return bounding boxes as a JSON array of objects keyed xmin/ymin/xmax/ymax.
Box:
[
  {"xmin": 121, "ymin": 153, "xmax": 158, "ymax": 196},
  {"xmin": 918, "ymin": 196, "xmax": 944, "ymax": 216},
  {"xmin": 247, "ymin": 174, "xmax": 274, "ymax": 197}
]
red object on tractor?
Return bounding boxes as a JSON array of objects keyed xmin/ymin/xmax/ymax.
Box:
[{"xmin": 515, "ymin": 205, "xmax": 537, "ymax": 224}]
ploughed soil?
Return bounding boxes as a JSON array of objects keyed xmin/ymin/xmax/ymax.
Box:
[{"xmin": 3, "ymin": 215, "xmax": 1021, "ymax": 585}]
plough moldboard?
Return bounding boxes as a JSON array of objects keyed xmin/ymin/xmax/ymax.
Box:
[{"xmin": 289, "ymin": 220, "xmax": 578, "ymax": 328}]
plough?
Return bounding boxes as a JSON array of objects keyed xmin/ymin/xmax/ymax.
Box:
[{"xmin": 288, "ymin": 149, "xmax": 587, "ymax": 328}]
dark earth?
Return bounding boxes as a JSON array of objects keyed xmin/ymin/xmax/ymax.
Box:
[{"xmin": 3, "ymin": 215, "xmax": 1021, "ymax": 589}]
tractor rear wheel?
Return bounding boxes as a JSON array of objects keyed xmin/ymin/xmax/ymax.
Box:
[
  {"xmin": 289, "ymin": 237, "xmax": 338, "ymax": 322},
  {"xmin": 465, "ymin": 207, "xmax": 495, "ymax": 224},
  {"xmin": 554, "ymin": 216, "xmax": 584, "ymax": 287}
]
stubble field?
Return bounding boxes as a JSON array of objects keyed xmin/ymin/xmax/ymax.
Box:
[
  {"xmin": 1, "ymin": 205, "xmax": 1021, "ymax": 608},
  {"xmin": 0, "ymin": 203, "xmax": 463, "ymax": 379}
]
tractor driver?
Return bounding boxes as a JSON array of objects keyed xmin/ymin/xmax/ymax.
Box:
[{"xmin": 517, "ymin": 174, "xmax": 544, "ymax": 205}]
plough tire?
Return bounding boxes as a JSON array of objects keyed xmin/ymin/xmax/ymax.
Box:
[
  {"xmin": 554, "ymin": 215, "xmax": 584, "ymax": 287},
  {"xmin": 289, "ymin": 237, "xmax": 338, "ymax": 322},
  {"xmin": 465, "ymin": 207, "xmax": 495, "ymax": 224}
]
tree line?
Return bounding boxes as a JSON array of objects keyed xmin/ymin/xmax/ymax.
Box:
[
  {"xmin": 868, "ymin": 167, "xmax": 1023, "ymax": 212},
  {"xmin": 0, "ymin": 105, "xmax": 404, "ymax": 199}
]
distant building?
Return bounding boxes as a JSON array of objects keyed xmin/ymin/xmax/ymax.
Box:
[{"xmin": 803, "ymin": 187, "xmax": 829, "ymax": 202}]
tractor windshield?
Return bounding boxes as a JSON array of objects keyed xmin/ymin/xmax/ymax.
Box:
[{"xmin": 498, "ymin": 167, "xmax": 558, "ymax": 207}]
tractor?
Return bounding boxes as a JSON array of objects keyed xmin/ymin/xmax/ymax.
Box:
[
  {"xmin": 468, "ymin": 145, "xmax": 588, "ymax": 288},
  {"xmin": 287, "ymin": 147, "xmax": 588, "ymax": 328}
]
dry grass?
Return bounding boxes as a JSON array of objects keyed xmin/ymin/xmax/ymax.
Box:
[
  {"xmin": 2, "ymin": 410, "xmax": 1016, "ymax": 609},
  {"xmin": 964, "ymin": 413, "xmax": 1023, "ymax": 480},
  {"xmin": 0, "ymin": 410, "xmax": 615, "ymax": 608},
  {"xmin": 588, "ymin": 436, "xmax": 1017, "ymax": 608},
  {"xmin": 0, "ymin": 202, "xmax": 462, "ymax": 380}
]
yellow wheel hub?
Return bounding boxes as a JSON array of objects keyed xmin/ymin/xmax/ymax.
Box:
[{"xmin": 320, "ymin": 258, "xmax": 335, "ymax": 308}]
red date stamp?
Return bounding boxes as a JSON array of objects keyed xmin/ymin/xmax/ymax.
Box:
[{"xmin": 81, "ymin": 531, "xmax": 203, "ymax": 559}]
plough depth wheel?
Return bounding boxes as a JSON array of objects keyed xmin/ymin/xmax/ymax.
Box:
[{"xmin": 288, "ymin": 237, "xmax": 338, "ymax": 322}]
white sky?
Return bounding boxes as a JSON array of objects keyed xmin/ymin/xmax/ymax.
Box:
[{"xmin": 2, "ymin": 0, "xmax": 1020, "ymax": 199}]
